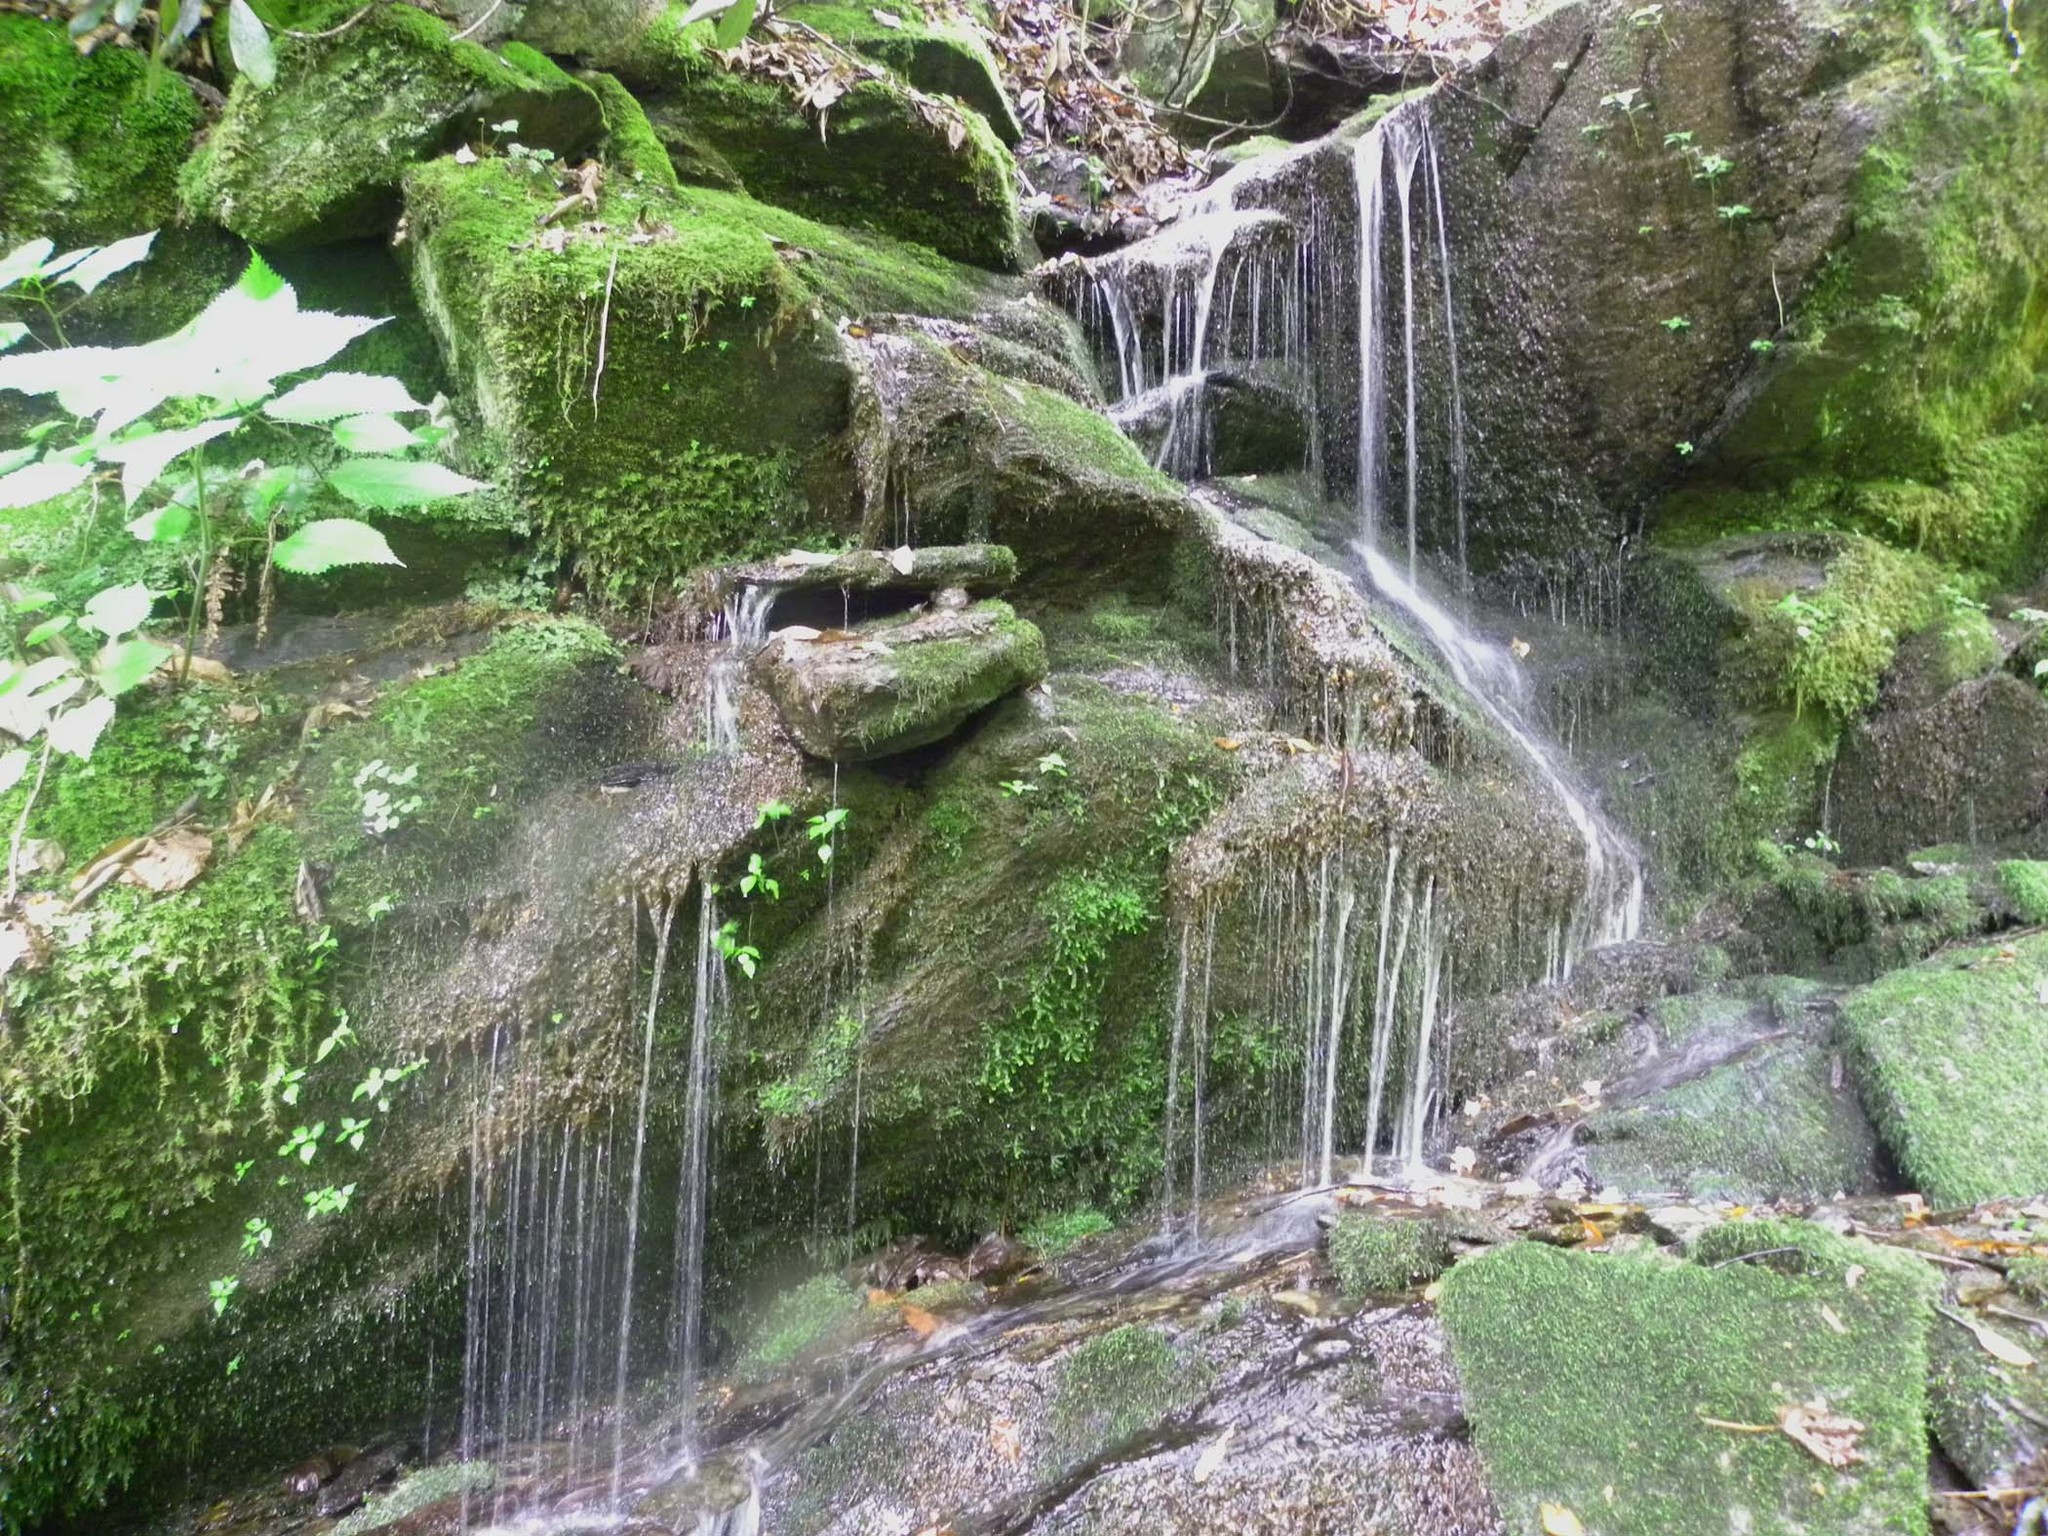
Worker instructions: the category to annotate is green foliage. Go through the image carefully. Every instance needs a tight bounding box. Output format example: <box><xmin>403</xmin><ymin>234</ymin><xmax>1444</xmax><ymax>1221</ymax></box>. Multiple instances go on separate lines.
<box><xmin>1326</xmin><ymin>1213</ymin><xmax>1451</xmax><ymax>1296</ymax></box>
<box><xmin>1020</xmin><ymin>1206</ymin><xmax>1113</xmax><ymax>1256</ymax></box>
<box><xmin>1998</xmin><ymin>859</ymin><xmax>2048</xmax><ymax>924</ymax></box>
<box><xmin>1745</xmin><ymin>537</ymin><xmax>1952</xmax><ymax>721</ymax></box>
<box><xmin>738</xmin><ymin>1273</ymin><xmax>863</xmax><ymax>1380</ymax></box>
<box><xmin>332</xmin><ymin>1462</ymin><xmax>497</xmax><ymax>1536</ymax></box>
<box><xmin>1442</xmin><ymin>1227</ymin><xmax>1937</xmax><ymax>1536</ymax></box>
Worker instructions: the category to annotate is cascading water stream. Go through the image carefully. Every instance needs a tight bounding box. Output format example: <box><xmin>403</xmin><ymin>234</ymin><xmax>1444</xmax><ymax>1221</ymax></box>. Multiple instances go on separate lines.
<box><xmin>705</xmin><ymin>584</ymin><xmax>773</xmax><ymax>753</ymax></box>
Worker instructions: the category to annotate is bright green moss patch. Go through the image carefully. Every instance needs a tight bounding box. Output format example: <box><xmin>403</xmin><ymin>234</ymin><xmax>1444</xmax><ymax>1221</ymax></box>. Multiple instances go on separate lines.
<box><xmin>1044</xmin><ymin>1324</ymin><xmax>1210</xmax><ymax>1470</ymax></box>
<box><xmin>1998</xmin><ymin>860</ymin><xmax>2048</xmax><ymax>924</ymax></box>
<box><xmin>783</xmin><ymin>1</ymin><xmax>1022</xmax><ymax>143</ymax></box>
<box><xmin>1442</xmin><ymin>1224</ymin><xmax>1938</xmax><ymax>1536</ymax></box>
<box><xmin>0</xmin><ymin>15</ymin><xmax>201</xmax><ymax>249</ymax></box>
<box><xmin>183</xmin><ymin>2</ymin><xmax>600</xmax><ymax>247</ymax></box>
<box><xmin>332</xmin><ymin>1462</ymin><xmax>496</xmax><ymax>1536</ymax></box>
<box><xmin>583</xmin><ymin>68</ymin><xmax>681</xmax><ymax>192</ymax></box>
<box><xmin>738</xmin><ymin>1274</ymin><xmax>864</xmax><ymax>1380</ymax></box>
<box><xmin>1021</xmin><ymin>1206</ymin><xmax>1114</xmax><ymax>1256</ymax></box>
<box><xmin>1840</xmin><ymin>934</ymin><xmax>2048</xmax><ymax>1204</ymax></box>
<box><xmin>1326</xmin><ymin>1213</ymin><xmax>1451</xmax><ymax>1296</ymax></box>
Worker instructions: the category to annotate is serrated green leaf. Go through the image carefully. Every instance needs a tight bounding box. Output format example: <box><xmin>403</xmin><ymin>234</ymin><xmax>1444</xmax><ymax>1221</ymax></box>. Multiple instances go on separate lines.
<box><xmin>48</xmin><ymin>696</ymin><xmax>115</xmax><ymax>760</ymax></box>
<box><xmin>326</xmin><ymin>458</ymin><xmax>485</xmax><ymax>509</ymax></box>
<box><xmin>0</xmin><ymin>457</ymin><xmax>90</xmax><ymax>510</ymax></box>
<box><xmin>0</xmin><ymin>239</ymin><xmax>54</xmax><ymax>290</ymax></box>
<box><xmin>64</xmin><ymin>231</ymin><xmax>158</xmax><ymax>296</ymax></box>
<box><xmin>80</xmin><ymin>581</ymin><xmax>154</xmax><ymax>639</ymax></box>
<box><xmin>226</xmin><ymin>0</ymin><xmax>277</xmax><ymax>87</ymax></box>
<box><xmin>271</xmin><ymin>518</ymin><xmax>403</xmax><ymax>575</ymax></box>
<box><xmin>127</xmin><ymin>502</ymin><xmax>196</xmax><ymax>544</ymax></box>
<box><xmin>236</xmin><ymin>252</ymin><xmax>285</xmax><ymax>302</ymax></box>
<box><xmin>102</xmin><ymin>417</ymin><xmax>239</xmax><ymax>507</ymax></box>
<box><xmin>267</xmin><ymin>373</ymin><xmax>423</xmax><ymax>424</ymax></box>
<box><xmin>330</xmin><ymin>413</ymin><xmax>422</xmax><ymax>453</ymax></box>
<box><xmin>22</xmin><ymin>616</ymin><xmax>70</xmax><ymax>647</ymax></box>
<box><xmin>96</xmin><ymin>637</ymin><xmax>172</xmax><ymax>697</ymax></box>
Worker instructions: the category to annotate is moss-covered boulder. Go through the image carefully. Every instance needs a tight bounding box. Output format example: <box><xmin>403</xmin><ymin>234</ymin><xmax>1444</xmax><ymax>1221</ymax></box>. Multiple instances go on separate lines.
<box><xmin>182</xmin><ymin>4</ymin><xmax>602</xmax><ymax>247</ymax></box>
<box><xmin>623</xmin><ymin>16</ymin><xmax>1023</xmax><ymax>269</ymax></box>
<box><xmin>1570</xmin><ymin>987</ymin><xmax>1884</xmax><ymax>1203</ymax></box>
<box><xmin>1326</xmin><ymin>1213</ymin><xmax>1453</xmax><ymax>1296</ymax></box>
<box><xmin>0</xmin><ymin>15</ymin><xmax>202</xmax><ymax>250</ymax></box>
<box><xmin>785</xmin><ymin>0</ymin><xmax>1023</xmax><ymax>144</ymax></box>
<box><xmin>753</xmin><ymin>596</ymin><xmax>1048</xmax><ymax>761</ymax></box>
<box><xmin>1441</xmin><ymin>1222</ymin><xmax>1939</xmax><ymax>1536</ymax></box>
<box><xmin>848</xmin><ymin>328</ymin><xmax>1188</xmax><ymax>581</ymax></box>
<box><xmin>1927</xmin><ymin>1304</ymin><xmax>2048</xmax><ymax>1490</ymax></box>
<box><xmin>400</xmin><ymin>155</ymin><xmax>1002</xmax><ymax>597</ymax></box>
<box><xmin>1840</xmin><ymin>934</ymin><xmax>2048</xmax><ymax>1206</ymax></box>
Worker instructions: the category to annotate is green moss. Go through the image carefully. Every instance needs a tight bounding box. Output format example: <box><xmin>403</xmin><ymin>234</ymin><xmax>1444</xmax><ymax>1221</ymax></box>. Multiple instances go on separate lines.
<box><xmin>181</xmin><ymin>1</ymin><xmax>600</xmax><ymax>246</ymax></box>
<box><xmin>1748</xmin><ymin>840</ymin><xmax>1982</xmax><ymax>976</ymax></box>
<box><xmin>630</xmin><ymin>20</ymin><xmax>1022</xmax><ymax>268</ymax></box>
<box><xmin>1021</xmin><ymin>1206</ymin><xmax>1113</xmax><ymax>1256</ymax></box>
<box><xmin>1044</xmin><ymin>1324</ymin><xmax>1210</xmax><ymax>1470</ymax></box>
<box><xmin>401</xmin><ymin>155</ymin><xmax>997</xmax><ymax>598</ymax></box>
<box><xmin>1840</xmin><ymin>933</ymin><xmax>2048</xmax><ymax>1204</ymax></box>
<box><xmin>0</xmin><ymin>16</ymin><xmax>201</xmax><ymax>250</ymax></box>
<box><xmin>738</xmin><ymin>1274</ymin><xmax>863</xmax><ymax>1380</ymax></box>
<box><xmin>1730</xmin><ymin>712</ymin><xmax>1839</xmax><ymax>850</ymax></box>
<box><xmin>1326</xmin><ymin>1213</ymin><xmax>1451</xmax><ymax>1296</ymax></box>
<box><xmin>1927</xmin><ymin>1303</ymin><xmax>2048</xmax><ymax>1487</ymax></box>
<box><xmin>2008</xmin><ymin>1256</ymin><xmax>2048</xmax><ymax>1307</ymax></box>
<box><xmin>583</xmin><ymin>68</ymin><xmax>681</xmax><ymax>192</ymax></box>
<box><xmin>851</xmin><ymin>602</ymin><xmax>1047</xmax><ymax>751</ymax></box>
<box><xmin>1998</xmin><ymin>859</ymin><xmax>2048</xmax><ymax>923</ymax></box>
<box><xmin>1441</xmin><ymin>1224</ymin><xmax>1938</xmax><ymax>1536</ymax></box>
<box><xmin>782</xmin><ymin>1</ymin><xmax>1022</xmax><ymax>143</ymax></box>
<box><xmin>332</xmin><ymin>1462</ymin><xmax>496</xmax><ymax>1536</ymax></box>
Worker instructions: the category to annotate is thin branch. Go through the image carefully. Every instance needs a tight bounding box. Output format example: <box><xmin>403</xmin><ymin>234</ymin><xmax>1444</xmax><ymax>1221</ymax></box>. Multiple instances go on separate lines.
<box><xmin>591</xmin><ymin>246</ymin><xmax>620</xmax><ymax>413</ymax></box>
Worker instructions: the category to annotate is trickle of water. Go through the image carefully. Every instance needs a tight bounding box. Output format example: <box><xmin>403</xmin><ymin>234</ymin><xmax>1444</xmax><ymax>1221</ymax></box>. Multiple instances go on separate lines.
<box><xmin>705</xmin><ymin>585</ymin><xmax>774</xmax><ymax>753</ymax></box>
<box><xmin>669</xmin><ymin>879</ymin><xmax>726</xmax><ymax>1451</ymax></box>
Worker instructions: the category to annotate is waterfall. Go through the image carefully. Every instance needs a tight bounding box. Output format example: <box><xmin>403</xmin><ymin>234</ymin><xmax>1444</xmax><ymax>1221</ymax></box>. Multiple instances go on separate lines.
<box><xmin>705</xmin><ymin>584</ymin><xmax>773</xmax><ymax>753</ymax></box>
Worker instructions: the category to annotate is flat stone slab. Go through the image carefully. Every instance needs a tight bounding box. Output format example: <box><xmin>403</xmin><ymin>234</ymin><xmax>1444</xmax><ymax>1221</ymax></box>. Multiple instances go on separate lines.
<box><xmin>753</xmin><ymin>597</ymin><xmax>1046</xmax><ymax>761</ymax></box>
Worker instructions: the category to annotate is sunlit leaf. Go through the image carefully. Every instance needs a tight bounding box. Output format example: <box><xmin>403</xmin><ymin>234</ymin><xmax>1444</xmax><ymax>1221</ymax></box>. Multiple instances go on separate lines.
<box><xmin>96</xmin><ymin>637</ymin><xmax>174</xmax><ymax>698</ymax></box>
<box><xmin>0</xmin><ymin>239</ymin><xmax>54</xmax><ymax>290</ymax></box>
<box><xmin>102</xmin><ymin>417</ymin><xmax>240</xmax><ymax>507</ymax></box>
<box><xmin>48</xmin><ymin>696</ymin><xmax>116</xmax><ymax>760</ymax></box>
<box><xmin>127</xmin><ymin>502</ymin><xmax>196</xmax><ymax>544</ymax></box>
<box><xmin>22</xmin><ymin>616</ymin><xmax>70</xmax><ymax>647</ymax></box>
<box><xmin>80</xmin><ymin>581</ymin><xmax>155</xmax><ymax>639</ymax></box>
<box><xmin>676</xmin><ymin>0</ymin><xmax>739</xmax><ymax>25</ymax></box>
<box><xmin>714</xmin><ymin>0</ymin><xmax>756</xmax><ymax>47</ymax></box>
<box><xmin>237</xmin><ymin>251</ymin><xmax>285</xmax><ymax>302</ymax></box>
<box><xmin>271</xmin><ymin>518</ymin><xmax>403</xmax><ymax>575</ymax></box>
<box><xmin>267</xmin><ymin>373</ymin><xmax>423</xmax><ymax>424</ymax></box>
<box><xmin>330</xmin><ymin>413</ymin><xmax>423</xmax><ymax>453</ymax></box>
<box><xmin>0</xmin><ymin>748</ymin><xmax>29</xmax><ymax>796</ymax></box>
<box><xmin>63</xmin><ymin>231</ymin><xmax>158</xmax><ymax>295</ymax></box>
<box><xmin>226</xmin><ymin>0</ymin><xmax>277</xmax><ymax>88</ymax></box>
<box><xmin>326</xmin><ymin>458</ymin><xmax>485</xmax><ymax>509</ymax></box>
<box><xmin>40</xmin><ymin>247</ymin><xmax>94</xmax><ymax>281</ymax></box>
<box><xmin>0</xmin><ymin>457</ymin><xmax>90</xmax><ymax>510</ymax></box>
<box><xmin>0</xmin><ymin>656</ymin><xmax>75</xmax><ymax>701</ymax></box>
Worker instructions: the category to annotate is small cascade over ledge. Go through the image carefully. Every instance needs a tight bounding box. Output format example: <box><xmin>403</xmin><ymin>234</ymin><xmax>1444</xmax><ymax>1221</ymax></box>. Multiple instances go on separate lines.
<box><xmin>1047</xmin><ymin>93</ymin><xmax>1645</xmax><ymax>1215</ymax></box>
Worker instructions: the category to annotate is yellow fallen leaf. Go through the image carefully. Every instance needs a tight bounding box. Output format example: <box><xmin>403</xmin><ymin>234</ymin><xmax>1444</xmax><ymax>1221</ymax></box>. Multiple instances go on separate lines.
<box><xmin>901</xmin><ymin>1304</ymin><xmax>939</xmax><ymax>1340</ymax></box>
<box><xmin>1541</xmin><ymin>1504</ymin><xmax>1585</xmax><ymax>1536</ymax></box>
<box><xmin>1945</xmin><ymin>1307</ymin><xmax>2037</xmax><ymax>1369</ymax></box>
<box><xmin>118</xmin><ymin>827</ymin><xmax>213</xmax><ymax>894</ymax></box>
<box><xmin>1213</xmin><ymin>737</ymin><xmax>1242</xmax><ymax>751</ymax></box>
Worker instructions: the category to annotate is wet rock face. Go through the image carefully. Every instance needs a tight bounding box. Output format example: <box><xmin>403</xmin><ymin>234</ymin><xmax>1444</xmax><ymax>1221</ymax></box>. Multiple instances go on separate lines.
<box><xmin>1833</xmin><ymin>673</ymin><xmax>2048</xmax><ymax>865</ymax></box>
<box><xmin>752</xmin><ymin>597</ymin><xmax>1050</xmax><ymax>760</ymax></box>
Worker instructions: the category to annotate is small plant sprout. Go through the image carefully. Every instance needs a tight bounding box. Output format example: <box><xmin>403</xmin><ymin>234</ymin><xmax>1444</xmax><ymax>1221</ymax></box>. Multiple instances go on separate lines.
<box><xmin>1663</xmin><ymin>130</ymin><xmax>1696</xmax><ymax>149</ymax></box>
<box><xmin>1000</xmin><ymin>778</ymin><xmax>1038</xmax><ymax>797</ymax></box>
<box><xmin>234</xmin><ymin>1159</ymin><xmax>256</xmax><ymax>1184</ymax></box>
<box><xmin>1035</xmin><ymin>751</ymin><xmax>1071</xmax><ymax>779</ymax></box>
<box><xmin>754</xmin><ymin>799</ymin><xmax>793</xmax><ymax>828</ymax></box>
<box><xmin>209</xmin><ymin>1276</ymin><xmax>240</xmax><ymax>1316</ymax></box>
<box><xmin>1580</xmin><ymin>121</ymin><xmax>1610</xmax><ymax>139</ymax></box>
<box><xmin>805</xmin><ymin>806</ymin><xmax>848</xmax><ymax>867</ymax></box>
<box><xmin>352</xmin><ymin>1059</ymin><xmax>426</xmax><ymax>1112</ymax></box>
<box><xmin>303</xmin><ymin>1183</ymin><xmax>356</xmax><ymax>1218</ymax></box>
<box><xmin>1630</xmin><ymin>3</ymin><xmax>1666</xmax><ymax>28</ymax></box>
<box><xmin>1599</xmin><ymin>88</ymin><xmax>1650</xmax><ymax>143</ymax></box>
<box><xmin>715</xmin><ymin>920</ymin><xmax>762</xmax><ymax>978</ymax></box>
<box><xmin>279</xmin><ymin>1123</ymin><xmax>325</xmax><ymax>1164</ymax></box>
<box><xmin>1751</xmin><ymin>338</ymin><xmax>1778</xmax><ymax>354</ymax></box>
<box><xmin>240</xmin><ymin>1217</ymin><xmax>273</xmax><ymax>1257</ymax></box>
<box><xmin>1692</xmin><ymin>151</ymin><xmax>1735</xmax><ymax>186</ymax></box>
<box><xmin>1676</xmin><ymin>441</ymin><xmax>1697</xmax><ymax>458</ymax></box>
<box><xmin>1637</xmin><ymin>223</ymin><xmax>1657</xmax><ymax>238</ymax></box>
<box><xmin>1718</xmin><ymin>204</ymin><xmax>1755</xmax><ymax>223</ymax></box>
<box><xmin>740</xmin><ymin>851</ymin><xmax>780</xmax><ymax>900</ymax></box>
<box><xmin>1662</xmin><ymin>316</ymin><xmax>1694</xmax><ymax>333</ymax></box>
<box><xmin>339</xmin><ymin>1115</ymin><xmax>372</xmax><ymax>1151</ymax></box>
<box><xmin>354</xmin><ymin>760</ymin><xmax>422</xmax><ymax>836</ymax></box>
<box><xmin>1801</xmin><ymin>828</ymin><xmax>1843</xmax><ymax>857</ymax></box>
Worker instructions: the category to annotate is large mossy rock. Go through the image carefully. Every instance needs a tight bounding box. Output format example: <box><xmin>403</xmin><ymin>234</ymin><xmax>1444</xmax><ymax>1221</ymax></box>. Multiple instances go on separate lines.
<box><xmin>181</xmin><ymin>4</ymin><xmax>602</xmax><ymax>247</ymax></box>
<box><xmin>0</xmin><ymin>15</ymin><xmax>201</xmax><ymax>250</ymax></box>
<box><xmin>1840</xmin><ymin>934</ymin><xmax>2048</xmax><ymax>1206</ymax></box>
<box><xmin>785</xmin><ymin>0</ymin><xmax>1024</xmax><ymax>145</ymax></box>
<box><xmin>621</xmin><ymin>17</ymin><xmax>1023</xmax><ymax>270</ymax></box>
<box><xmin>399</xmin><ymin>155</ymin><xmax>1004</xmax><ymax>597</ymax></box>
<box><xmin>753</xmin><ymin>597</ymin><xmax>1049</xmax><ymax>760</ymax></box>
<box><xmin>1441</xmin><ymin>1222</ymin><xmax>1939</xmax><ymax>1536</ymax></box>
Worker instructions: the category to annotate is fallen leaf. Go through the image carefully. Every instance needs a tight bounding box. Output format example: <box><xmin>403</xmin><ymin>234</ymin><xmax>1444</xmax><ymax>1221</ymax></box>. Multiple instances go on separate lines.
<box><xmin>1819</xmin><ymin>1304</ymin><xmax>1848</xmax><ymax>1335</ymax></box>
<box><xmin>1192</xmin><ymin>1427</ymin><xmax>1234</xmax><ymax>1483</ymax></box>
<box><xmin>160</xmin><ymin>650</ymin><xmax>234</xmax><ymax>684</ymax></box>
<box><xmin>1944</xmin><ymin>1307</ymin><xmax>2038</xmax><ymax>1369</ymax></box>
<box><xmin>775</xmin><ymin>625</ymin><xmax>825</xmax><ymax>642</ymax></box>
<box><xmin>1449</xmin><ymin>1145</ymin><xmax>1478</xmax><ymax>1175</ymax></box>
<box><xmin>1844</xmin><ymin>1263</ymin><xmax>1866</xmax><ymax>1290</ymax></box>
<box><xmin>1283</xmin><ymin>735</ymin><xmax>1317</xmax><ymax>755</ymax></box>
<box><xmin>1777</xmin><ymin>1400</ymin><xmax>1865</xmax><ymax>1468</ymax></box>
<box><xmin>1540</xmin><ymin>1504</ymin><xmax>1586</xmax><ymax>1536</ymax></box>
<box><xmin>1510</xmin><ymin>637</ymin><xmax>1532</xmax><ymax>660</ymax></box>
<box><xmin>119</xmin><ymin>827</ymin><xmax>213</xmax><ymax>894</ymax></box>
<box><xmin>454</xmin><ymin>143</ymin><xmax>478</xmax><ymax>164</ymax></box>
<box><xmin>1213</xmin><ymin>737</ymin><xmax>1242</xmax><ymax>752</ymax></box>
<box><xmin>888</xmin><ymin>545</ymin><xmax>916</xmax><ymax>576</ymax></box>
<box><xmin>869</xmin><ymin>6</ymin><xmax>902</xmax><ymax>23</ymax></box>
<box><xmin>901</xmin><ymin>1304</ymin><xmax>939</xmax><ymax>1340</ymax></box>
<box><xmin>989</xmin><ymin>1417</ymin><xmax>1021</xmax><ymax>1464</ymax></box>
